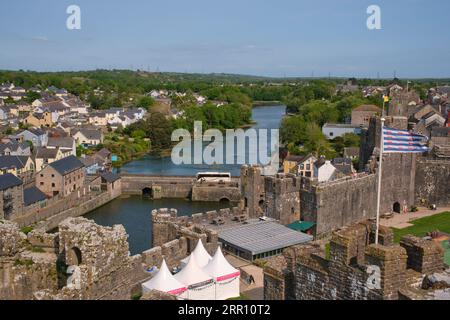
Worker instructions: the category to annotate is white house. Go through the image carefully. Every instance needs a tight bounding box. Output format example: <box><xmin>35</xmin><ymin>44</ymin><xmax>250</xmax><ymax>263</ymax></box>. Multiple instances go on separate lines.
<box><xmin>0</xmin><ymin>106</ymin><xmax>9</xmax><ymax>120</ymax></box>
<box><xmin>72</xmin><ymin>129</ymin><xmax>103</xmax><ymax>146</ymax></box>
<box><xmin>47</xmin><ymin>137</ymin><xmax>76</xmax><ymax>157</ymax></box>
<box><xmin>322</xmin><ymin>123</ymin><xmax>362</xmax><ymax>140</ymax></box>
<box><xmin>314</xmin><ymin>158</ymin><xmax>338</xmax><ymax>183</ymax></box>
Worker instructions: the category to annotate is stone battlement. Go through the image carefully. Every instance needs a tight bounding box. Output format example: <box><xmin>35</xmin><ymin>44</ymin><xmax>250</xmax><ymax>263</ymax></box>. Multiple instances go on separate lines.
<box><xmin>263</xmin><ymin>221</ymin><xmax>446</xmax><ymax>300</ymax></box>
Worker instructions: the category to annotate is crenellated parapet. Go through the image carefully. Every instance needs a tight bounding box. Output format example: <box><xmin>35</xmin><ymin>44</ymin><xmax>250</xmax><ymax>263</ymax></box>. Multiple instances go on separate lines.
<box><xmin>263</xmin><ymin>220</ymin><xmax>446</xmax><ymax>300</ymax></box>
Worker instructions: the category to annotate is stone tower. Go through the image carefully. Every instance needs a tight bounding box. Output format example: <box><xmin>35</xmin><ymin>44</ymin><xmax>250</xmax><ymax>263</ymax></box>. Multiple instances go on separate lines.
<box><xmin>264</xmin><ymin>174</ymin><xmax>301</xmax><ymax>225</ymax></box>
<box><xmin>240</xmin><ymin>165</ymin><xmax>265</xmax><ymax>219</ymax></box>
<box><xmin>151</xmin><ymin>208</ymin><xmax>178</xmax><ymax>247</ymax></box>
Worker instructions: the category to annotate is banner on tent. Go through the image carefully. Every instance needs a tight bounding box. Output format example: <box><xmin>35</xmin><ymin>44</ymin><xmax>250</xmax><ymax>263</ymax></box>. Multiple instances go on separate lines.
<box><xmin>217</xmin><ymin>272</ymin><xmax>241</xmax><ymax>282</ymax></box>
<box><xmin>216</xmin><ymin>276</ymin><xmax>239</xmax><ymax>286</ymax></box>
<box><xmin>189</xmin><ymin>279</ymin><xmax>215</xmax><ymax>291</ymax></box>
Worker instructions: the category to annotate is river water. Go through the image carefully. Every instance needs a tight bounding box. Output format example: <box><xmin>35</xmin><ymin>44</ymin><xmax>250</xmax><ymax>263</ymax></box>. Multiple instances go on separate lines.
<box><xmin>115</xmin><ymin>105</ymin><xmax>286</xmax><ymax>176</ymax></box>
<box><xmin>86</xmin><ymin>105</ymin><xmax>286</xmax><ymax>255</ymax></box>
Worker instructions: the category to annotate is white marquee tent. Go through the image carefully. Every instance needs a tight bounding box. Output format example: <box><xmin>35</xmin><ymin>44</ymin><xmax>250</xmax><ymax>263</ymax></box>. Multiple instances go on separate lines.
<box><xmin>141</xmin><ymin>259</ymin><xmax>188</xmax><ymax>299</ymax></box>
<box><xmin>175</xmin><ymin>254</ymin><xmax>215</xmax><ymax>300</ymax></box>
<box><xmin>203</xmin><ymin>246</ymin><xmax>241</xmax><ymax>300</ymax></box>
<box><xmin>180</xmin><ymin>239</ymin><xmax>212</xmax><ymax>268</ymax></box>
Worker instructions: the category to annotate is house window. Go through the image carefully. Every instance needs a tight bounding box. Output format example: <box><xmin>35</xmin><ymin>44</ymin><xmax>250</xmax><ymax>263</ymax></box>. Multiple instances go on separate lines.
<box><xmin>40</xmin><ymin>182</ymin><xmax>44</xmax><ymax>186</ymax></box>
<box><xmin>330</xmin><ymin>132</ymin><xmax>334</xmax><ymax>137</ymax></box>
<box><xmin>52</xmin><ymin>183</ymin><xmax>55</xmax><ymax>187</ymax></box>
<box><xmin>51</xmin><ymin>174</ymin><xmax>54</xmax><ymax>178</ymax></box>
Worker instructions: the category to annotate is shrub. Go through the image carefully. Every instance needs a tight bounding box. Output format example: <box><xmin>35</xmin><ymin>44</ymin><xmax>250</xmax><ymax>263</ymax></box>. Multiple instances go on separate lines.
<box><xmin>21</xmin><ymin>226</ymin><xmax>33</xmax><ymax>235</ymax></box>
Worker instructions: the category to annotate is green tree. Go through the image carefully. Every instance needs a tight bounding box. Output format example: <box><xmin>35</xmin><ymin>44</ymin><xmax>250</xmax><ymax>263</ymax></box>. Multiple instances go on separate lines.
<box><xmin>136</xmin><ymin>96</ymin><xmax>155</xmax><ymax>110</ymax></box>
<box><xmin>146</xmin><ymin>112</ymin><xmax>174</xmax><ymax>152</ymax></box>
<box><xmin>25</xmin><ymin>91</ymin><xmax>41</xmax><ymax>104</ymax></box>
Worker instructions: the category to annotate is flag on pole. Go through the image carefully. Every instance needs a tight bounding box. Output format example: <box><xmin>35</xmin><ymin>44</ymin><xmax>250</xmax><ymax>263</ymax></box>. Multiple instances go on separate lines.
<box><xmin>382</xmin><ymin>128</ymin><xmax>429</xmax><ymax>153</ymax></box>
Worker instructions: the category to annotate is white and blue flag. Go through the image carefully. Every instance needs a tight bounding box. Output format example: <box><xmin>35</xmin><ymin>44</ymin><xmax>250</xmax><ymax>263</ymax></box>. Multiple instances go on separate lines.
<box><xmin>383</xmin><ymin>128</ymin><xmax>429</xmax><ymax>153</ymax></box>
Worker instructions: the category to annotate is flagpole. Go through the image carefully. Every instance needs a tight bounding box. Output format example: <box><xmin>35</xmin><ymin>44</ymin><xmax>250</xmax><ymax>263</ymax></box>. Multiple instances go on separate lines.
<box><xmin>375</xmin><ymin>117</ymin><xmax>385</xmax><ymax>245</ymax></box>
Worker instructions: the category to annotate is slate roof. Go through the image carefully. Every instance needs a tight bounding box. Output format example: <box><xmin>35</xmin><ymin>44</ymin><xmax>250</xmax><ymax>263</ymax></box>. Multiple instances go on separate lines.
<box><xmin>284</xmin><ymin>155</ymin><xmax>306</xmax><ymax>163</ymax></box>
<box><xmin>24</xmin><ymin>186</ymin><xmax>47</xmax><ymax>206</ymax></box>
<box><xmin>0</xmin><ymin>173</ymin><xmax>23</xmax><ymax>191</ymax></box>
<box><xmin>47</xmin><ymin>137</ymin><xmax>74</xmax><ymax>149</ymax></box>
<box><xmin>0</xmin><ymin>156</ymin><xmax>30</xmax><ymax>170</ymax></box>
<box><xmin>48</xmin><ymin>155</ymin><xmax>84</xmax><ymax>175</ymax></box>
<box><xmin>25</xmin><ymin>128</ymin><xmax>47</xmax><ymax>137</ymax></box>
<box><xmin>35</xmin><ymin>147</ymin><xmax>59</xmax><ymax>159</ymax></box>
<box><xmin>314</xmin><ymin>157</ymin><xmax>327</xmax><ymax>169</ymax></box>
<box><xmin>95</xmin><ymin>148</ymin><xmax>111</xmax><ymax>159</ymax></box>
<box><xmin>79</xmin><ymin>156</ymin><xmax>101</xmax><ymax>167</ymax></box>
<box><xmin>0</xmin><ymin>141</ymin><xmax>29</xmax><ymax>154</ymax></box>
<box><xmin>332</xmin><ymin>158</ymin><xmax>354</xmax><ymax>175</ymax></box>
<box><xmin>100</xmin><ymin>172</ymin><xmax>120</xmax><ymax>183</ymax></box>
<box><xmin>73</xmin><ymin>129</ymin><xmax>102</xmax><ymax>140</ymax></box>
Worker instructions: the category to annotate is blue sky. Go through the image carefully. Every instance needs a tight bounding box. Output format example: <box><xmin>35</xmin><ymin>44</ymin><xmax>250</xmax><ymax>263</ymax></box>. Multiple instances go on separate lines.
<box><xmin>0</xmin><ymin>0</ymin><xmax>449</xmax><ymax>78</ymax></box>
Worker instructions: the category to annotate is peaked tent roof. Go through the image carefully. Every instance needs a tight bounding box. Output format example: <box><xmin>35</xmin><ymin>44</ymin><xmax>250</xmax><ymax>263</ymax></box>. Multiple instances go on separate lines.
<box><xmin>181</xmin><ymin>240</ymin><xmax>212</xmax><ymax>268</ymax></box>
<box><xmin>142</xmin><ymin>260</ymin><xmax>187</xmax><ymax>295</ymax></box>
<box><xmin>175</xmin><ymin>254</ymin><xmax>213</xmax><ymax>287</ymax></box>
<box><xmin>203</xmin><ymin>247</ymin><xmax>240</xmax><ymax>281</ymax></box>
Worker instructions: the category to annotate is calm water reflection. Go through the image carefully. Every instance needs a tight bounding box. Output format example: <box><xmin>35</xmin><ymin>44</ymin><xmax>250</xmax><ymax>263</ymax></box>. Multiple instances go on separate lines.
<box><xmin>116</xmin><ymin>105</ymin><xmax>286</xmax><ymax>176</ymax></box>
<box><xmin>87</xmin><ymin>105</ymin><xmax>285</xmax><ymax>254</ymax></box>
<box><xmin>85</xmin><ymin>196</ymin><xmax>233</xmax><ymax>255</ymax></box>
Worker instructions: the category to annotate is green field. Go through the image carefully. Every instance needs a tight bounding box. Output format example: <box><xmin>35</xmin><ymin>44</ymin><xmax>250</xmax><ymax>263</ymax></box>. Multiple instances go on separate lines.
<box><xmin>393</xmin><ymin>212</ymin><xmax>450</xmax><ymax>243</ymax></box>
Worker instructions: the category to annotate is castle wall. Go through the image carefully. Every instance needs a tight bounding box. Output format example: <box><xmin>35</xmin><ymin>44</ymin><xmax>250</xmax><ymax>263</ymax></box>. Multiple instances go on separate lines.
<box><xmin>264</xmin><ymin>222</ymin><xmax>445</xmax><ymax>300</ymax></box>
<box><xmin>415</xmin><ymin>159</ymin><xmax>450</xmax><ymax>206</ymax></box>
<box><xmin>192</xmin><ymin>183</ymin><xmax>241</xmax><ymax>202</ymax></box>
<box><xmin>300</xmin><ymin>175</ymin><xmax>377</xmax><ymax>236</ymax></box>
<box><xmin>240</xmin><ymin>166</ymin><xmax>265</xmax><ymax>219</ymax></box>
<box><xmin>264</xmin><ymin>174</ymin><xmax>301</xmax><ymax>225</ymax></box>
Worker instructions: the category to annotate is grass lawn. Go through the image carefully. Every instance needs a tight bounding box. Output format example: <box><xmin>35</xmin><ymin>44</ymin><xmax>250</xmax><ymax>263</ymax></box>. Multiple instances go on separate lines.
<box><xmin>393</xmin><ymin>212</ymin><xmax>450</xmax><ymax>243</ymax></box>
<box><xmin>228</xmin><ymin>294</ymin><xmax>251</xmax><ymax>300</ymax></box>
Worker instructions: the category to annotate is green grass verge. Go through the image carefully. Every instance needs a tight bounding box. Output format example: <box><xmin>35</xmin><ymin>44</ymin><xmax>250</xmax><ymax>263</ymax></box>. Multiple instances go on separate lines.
<box><xmin>392</xmin><ymin>212</ymin><xmax>450</xmax><ymax>243</ymax></box>
<box><xmin>228</xmin><ymin>294</ymin><xmax>251</xmax><ymax>300</ymax></box>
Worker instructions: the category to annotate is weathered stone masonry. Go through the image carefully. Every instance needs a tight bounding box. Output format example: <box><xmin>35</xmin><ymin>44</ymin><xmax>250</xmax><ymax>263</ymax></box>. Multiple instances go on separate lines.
<box><xmin>263</xmin><ymin>222</ymin><xmax>446</xmax><ymax>300</ymax></box>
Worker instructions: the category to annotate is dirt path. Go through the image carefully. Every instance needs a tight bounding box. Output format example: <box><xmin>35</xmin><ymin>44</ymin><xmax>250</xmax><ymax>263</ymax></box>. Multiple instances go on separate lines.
<box><xmin>225</xmin><ymin>254</ymin><xmax>264</xmax><ymax>300</ymax></box>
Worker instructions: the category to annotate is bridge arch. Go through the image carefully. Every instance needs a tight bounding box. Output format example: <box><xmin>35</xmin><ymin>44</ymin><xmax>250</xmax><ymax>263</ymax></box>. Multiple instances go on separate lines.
<box><xmin>142</xmin><ymin>187</ymin><xmax>152</xmax><ymax>197</ymax></box>
<box><xmin>220</xmin><ymin>197</ymin><xmax>231</xmax><ymax>204</ymax></box>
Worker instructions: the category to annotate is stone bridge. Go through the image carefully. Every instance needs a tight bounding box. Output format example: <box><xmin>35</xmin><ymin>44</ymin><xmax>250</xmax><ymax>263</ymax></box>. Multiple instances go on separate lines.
<box><xmin>120</xmin><ymin>174</ymin><xmax>242</xmax><ymax>203</ymax></box>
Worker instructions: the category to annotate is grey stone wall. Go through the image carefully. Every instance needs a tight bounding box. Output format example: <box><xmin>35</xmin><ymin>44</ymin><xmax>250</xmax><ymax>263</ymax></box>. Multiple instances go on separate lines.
<box><xmin>240</xmin><ymin>165</ymin><xmax>265</xmax><ymax>219</ymax></box>
<box><xmin>301</xmin><ymin>174</ymin><xmax>377</xmax><ymax>236</ymax></box>
<box><xmin>415</xmin><ymin>159</ymin><xmax>450</xmax><ymax>206</ymax></box>
<box><xmin>264</xmin><ymin>222</ymin><xmax>444</xmax><ymax>300</ymax></box>
<box><xmin>0</xmin><ymin>184</ymin><xmax>24</xmax><ymax>220</ymax></box>
<box><xmin>264</xmin><ymin>174</ymin><xmax>301</xmax><ymax>225</ymax></box>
